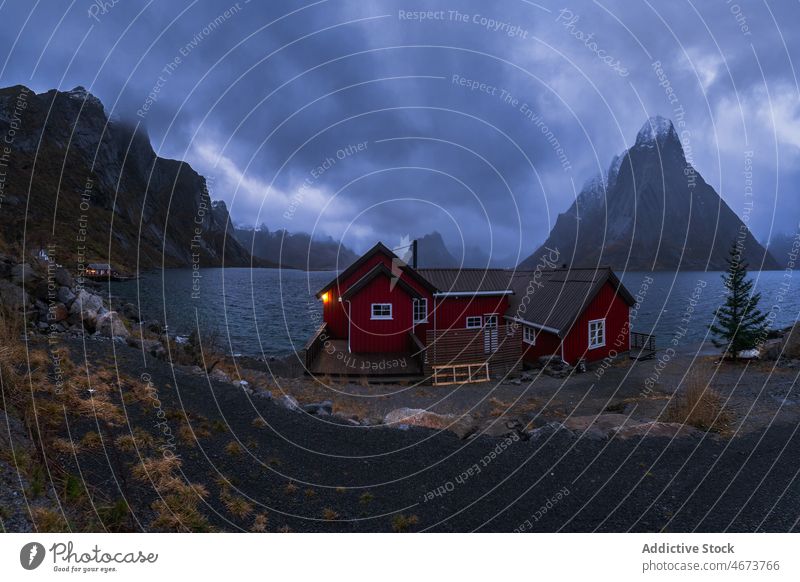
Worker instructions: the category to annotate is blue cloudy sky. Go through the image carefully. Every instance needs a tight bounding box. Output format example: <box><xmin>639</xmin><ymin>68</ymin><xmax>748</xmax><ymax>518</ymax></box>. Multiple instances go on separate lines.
<box><xmin>1</xmin><ymin>0</ymin><xmax>798</xmax><ymax>261</ymax></box>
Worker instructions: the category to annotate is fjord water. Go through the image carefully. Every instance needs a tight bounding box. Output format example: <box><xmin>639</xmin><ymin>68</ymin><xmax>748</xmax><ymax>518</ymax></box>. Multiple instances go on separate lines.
<box><xmin>113</xmin><ymin>268</ymin><xmax>800</xmax><ymax>358</ymax></box>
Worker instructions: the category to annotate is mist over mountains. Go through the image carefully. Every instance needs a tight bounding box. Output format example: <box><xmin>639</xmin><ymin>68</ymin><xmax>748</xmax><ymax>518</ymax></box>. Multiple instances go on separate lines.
<box><xmin>520</xmin><ymin>116</ymin><xmax>778</xmax><ymax>271</ymax></box>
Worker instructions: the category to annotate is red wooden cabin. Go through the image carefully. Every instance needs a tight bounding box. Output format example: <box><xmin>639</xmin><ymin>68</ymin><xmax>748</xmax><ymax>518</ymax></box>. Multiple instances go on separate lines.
<box><xmin>505</xmin><ymin>268</ymin><xmax>636</xmax><ymax>367</ymax></box>
<box><xmin>305</xmin><ymin>242</ymin><xmax>636</xmax><ymax>380</ymax></box>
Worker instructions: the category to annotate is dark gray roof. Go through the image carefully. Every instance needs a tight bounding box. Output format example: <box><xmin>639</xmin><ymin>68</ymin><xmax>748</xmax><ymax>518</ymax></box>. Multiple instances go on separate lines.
<box><xmin>415</xmin><ymin>269</ymin><xmax>514</xmax><ymax>294</ymax></box>
<box><xmin>505</xmin><ymin>267</ymin><xmax>634</xmax><ymax>336</ymax></box>
<box><xmin>340</xmin><ymin>262</ymin><xmax>422</xmax><ymax>300</ymax></box>
<box><xmin>87</xmin><ymin>263</ymin><xmax>111</xmax><ymax>270</ymax></box>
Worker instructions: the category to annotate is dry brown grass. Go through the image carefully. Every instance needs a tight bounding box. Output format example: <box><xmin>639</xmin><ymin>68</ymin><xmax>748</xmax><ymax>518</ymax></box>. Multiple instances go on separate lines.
<box><xmin>391</xmin><ymin>513</ymin><xmax>419</xmax><ymax>532</ymax></box>
<box><xmin>132</xmin><ymin>456</ymin><xmax>211</xmax><ymax>531</ymax></box>
<box><xmin>224</xmin><ymin>495</ymin><xmax>254</xmax><ymax>519</ymax></box>
<box><xmin>251</xmin><ymin>513</ymin><xmax>269</xmax><ymax>532</ymax></box>
<box><xmin>322</xmin><ymin>508</ymin><xmax>339</xmax><ymax>521</ymax></box>
<box><xmin>225</xmin><ymin>441</ymin><xmax>243</xmax><ymax>456</ymax></box>
<box><xmin>663</xmin><ymin>364</ymin><xmax>734</xmax><ymax>434</ymax></box>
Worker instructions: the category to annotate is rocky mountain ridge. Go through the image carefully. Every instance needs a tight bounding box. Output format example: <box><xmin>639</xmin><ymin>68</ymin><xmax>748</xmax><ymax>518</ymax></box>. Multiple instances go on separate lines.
<box><xmin>0</xmin><ymin>84</ymin><xmax>252</xmax><ymax>269</ymax></box>
<box><xmin>520</xmin><ymin>116</ymin><xmax>778</xmax><ymax>271</ymax></box>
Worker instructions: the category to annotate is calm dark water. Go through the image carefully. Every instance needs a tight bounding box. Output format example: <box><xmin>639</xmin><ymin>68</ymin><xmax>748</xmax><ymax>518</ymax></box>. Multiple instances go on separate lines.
<box><xmin>619</xmin><ymin>270</ymin><xmax>799</xmax><ymax>352</ymax></box>
<box><xmin>112</xmin><ymin>268</ymin><xmax>800</xmax><ymax>357</ymax></box>
<box><xmin>113</xmin><ymin>268</ymin><xmax>334</xmax><ymax>357</ymax></box>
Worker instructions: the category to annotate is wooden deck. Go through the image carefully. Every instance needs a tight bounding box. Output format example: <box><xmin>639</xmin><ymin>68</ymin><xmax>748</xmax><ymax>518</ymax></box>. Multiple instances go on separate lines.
<box><xmin>306</xmin><ymin>340</ymin><xmax>423</xmax><ymax>378</ymax></box>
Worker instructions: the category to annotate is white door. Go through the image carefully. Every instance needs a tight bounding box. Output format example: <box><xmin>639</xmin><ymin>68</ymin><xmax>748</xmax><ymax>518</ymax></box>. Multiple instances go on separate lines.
<box><xmin>483</xmin><ymin>314</ymin><xmax>498</xmax><ymax>353</ymax></box>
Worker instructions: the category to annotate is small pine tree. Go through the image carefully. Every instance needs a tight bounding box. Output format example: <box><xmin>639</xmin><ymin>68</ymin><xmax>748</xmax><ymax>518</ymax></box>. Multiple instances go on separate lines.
<box><xmin>709</xmin><ymin>241</ymin><xmax>768</xmax><ymax>358</ymax></box>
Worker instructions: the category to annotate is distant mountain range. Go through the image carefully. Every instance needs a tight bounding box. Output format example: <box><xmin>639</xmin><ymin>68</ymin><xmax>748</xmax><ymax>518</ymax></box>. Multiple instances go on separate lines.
<box><xmin>520</xmin><ymin>116</ymin><xmax>778</xmax><ymax>271</ymax></box>
<box><xmin>0</xmin><ymin>85</ymin><xmax>256</xmax><ymax>269</ymax></box>
<box><xmin>414</xmin><ymin>231</ymin><xmax>517</xmax><ymax>268</ymax></box>
<box><xmin>234</xmin><ymin>226</ymin><xmax>358</xmax><ymax>270</ymax></box>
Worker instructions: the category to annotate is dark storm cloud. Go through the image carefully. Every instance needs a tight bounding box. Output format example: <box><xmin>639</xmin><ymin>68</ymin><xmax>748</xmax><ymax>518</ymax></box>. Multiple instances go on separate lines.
<box><xmin>1</xmin><ymin>0</ymin><xmax>797</xmax><ymax>259</ymax></box>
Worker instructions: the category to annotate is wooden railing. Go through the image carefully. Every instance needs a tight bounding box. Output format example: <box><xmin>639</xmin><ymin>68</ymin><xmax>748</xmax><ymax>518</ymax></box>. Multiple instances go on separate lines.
<box><xmin>432</xmin><ymin>362</ymin><xmax>490</xmax><ymax>386</ymax></box>
<box><xmin>304</xmin><ymin>322</ymin><xmax>328</xmax><ymax>368</ymax></box>
<box><xmin>630</xmin><ymin>331</ymin><xmax>656</xmax><ymax>358</ymax></box>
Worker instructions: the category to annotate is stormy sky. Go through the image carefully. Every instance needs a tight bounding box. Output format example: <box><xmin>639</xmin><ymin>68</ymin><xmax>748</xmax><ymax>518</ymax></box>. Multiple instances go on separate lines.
<box><xmin>1</xmin><ymin>0</ymin><xmax>798</xmax><ymax>263</ymax></box>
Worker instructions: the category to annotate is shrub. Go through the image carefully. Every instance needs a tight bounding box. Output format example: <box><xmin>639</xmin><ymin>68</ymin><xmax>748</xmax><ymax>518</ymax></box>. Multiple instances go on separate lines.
<box><xmin>664</xmin><ymin>365</ymin><xmax>733</xmax><ymax>434</ymax></box>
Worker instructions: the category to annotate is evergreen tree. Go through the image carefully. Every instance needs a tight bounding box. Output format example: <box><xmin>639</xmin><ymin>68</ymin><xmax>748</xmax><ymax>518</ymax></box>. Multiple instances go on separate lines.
<box><xmin>709</xmin><ymin>241</ymin><xmax>769</xmax><ymax>358</ymax></box>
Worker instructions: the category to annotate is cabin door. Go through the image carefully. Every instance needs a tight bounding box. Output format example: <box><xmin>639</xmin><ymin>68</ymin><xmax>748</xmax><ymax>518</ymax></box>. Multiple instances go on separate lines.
<box><xmin>483</xmin><ymin>314</ymin><xmax>498</xmax><ymax>353</ymax></box>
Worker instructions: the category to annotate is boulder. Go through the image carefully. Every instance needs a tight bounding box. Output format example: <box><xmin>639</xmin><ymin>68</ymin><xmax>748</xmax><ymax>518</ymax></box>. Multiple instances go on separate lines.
<box><xmin>302</xmin><ymin>400</ymin><xmax>333</xmax><ymax>416</ymax></box>
<box><xmin>95</xmin><ymin>311</ymin><xmax>129</xmax><ymax>339</ymax></box>
<box><xmin>10</xmin><ymin>263</ymin><xmax>39</xmax><ymax>288</ymax></box>
<box><xmin>68</xmin><ymin>290</ymin><xmax>108</xmax><ymax>330</ymax></box>
<box><xmin>278</xmin><ymin>394</ymin><xmax>301</xmax><ymax>412</ymax></box>
<box><xmin>0</xmin><ymin>280</ymin><xmax>28</xmax><ymax>311</ymax></box>
<box><xmin>53</xmin><ymin>267</ymin><xmax>74</xmax><ymax>288</ymax></box>
<box><xmin>56</xmin><ymin>286</ymin><xmax>76</xmax><ymax>307</ymax></box>
<box><xmin>47</xmin><ymin>302</ymin><xmax>69</xmax><ymax>323</ymax></box>
<box><xmin>120</xmin><ymin>302</ymin><xmax>140</xmax><ymax>321</ymax></box>
<box><xmin>479</xmin><ymin>418</ymin><xmax>525</xmax><ymax>439</ymax></box>
<box><xmin>126</xmin><ymin>337</ymin><xmax>166</xmax><ymax>358</ymax></box>
<box><xmin>383</xmin><ymin>407</ymin><xmax>476</xmax><ymax>438</ymax></box>
<box><xmin>782</xmin><ymin>323</ymin><xmax>800</xmax><ymax>359</ymax></box>
<box><xmin>616</xmin><ymin>421</ymin><xmax>702</xmax><ymax>440</ymax></box>
<box><xmin>760</xmin><ymin>338</ymin><xmax>782</xmax><ymax>360</ymax></box>
<box><xmin>564</xmin><ymin>414</ymin><xmax>644</xmax><ymax>440</ymax></box>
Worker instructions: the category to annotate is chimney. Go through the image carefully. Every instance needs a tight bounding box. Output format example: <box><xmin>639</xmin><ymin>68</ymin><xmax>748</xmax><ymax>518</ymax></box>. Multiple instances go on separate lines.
<box><xmin>412</xmin><ymin>239</ymin><xmax>418</xmax><ymax>269</ymax></box>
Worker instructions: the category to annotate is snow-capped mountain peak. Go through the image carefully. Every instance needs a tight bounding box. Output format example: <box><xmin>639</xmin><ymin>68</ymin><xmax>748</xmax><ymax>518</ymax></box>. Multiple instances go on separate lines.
<box><xmin>635</xmin><ymin>115</ymin><xmax>677</xmax><ymax>147</ymax></box>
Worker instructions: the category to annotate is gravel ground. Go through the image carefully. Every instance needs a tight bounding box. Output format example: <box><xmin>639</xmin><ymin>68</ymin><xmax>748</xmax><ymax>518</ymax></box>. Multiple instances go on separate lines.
<box><xmin>15</xmin><ymin>337</ymin><xmax>793</xmax><ymax>533</ymax></box>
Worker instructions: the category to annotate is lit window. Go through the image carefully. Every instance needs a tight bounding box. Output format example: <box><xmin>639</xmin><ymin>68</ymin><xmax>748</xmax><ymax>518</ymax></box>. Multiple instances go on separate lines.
<box><xmin>371</xmin><ymin>303</ymin><xmax>392</xmax><ymax>320</ymax></box>
<box><xmin>466</xmin><ymin>316</ymin><xmax>482</xmax><ymax>329</ymax></box>
<box><xmin>523</xmin><ymin>326</ymin><xmax>536</xmax><ymax>345</ymax></box>
<box><xmin>588</xmin><ymin>319</ymin><xmax>606</xmax><ymax>349</ymax></box>
<box><xmin>413</xmin><ymin>298</ymin><xmax>428</xmax><ymax>323</ymax></box>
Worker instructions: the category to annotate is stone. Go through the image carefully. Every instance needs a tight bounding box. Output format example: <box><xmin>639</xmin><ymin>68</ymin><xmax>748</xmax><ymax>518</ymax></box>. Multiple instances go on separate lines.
<box><xmin>69</xmin><ymin>289</ymin><xmax>105</xmax><ymax>326</ymax></box>
<box><xmin>564</xmin><ymin>414</ymin><xmax>644</xmax><ymax>440</ymax></box>
<box><xmin>383</xmin><ymin>407</ymin><xmax>476</xmax><ymax>438</ymax></box>
<box><xmin>120</xmin><ymin>302</ymin><xmax>140</xmax><ymax>321</ymax></box>
<box><xmin>782</xmin><ymin>323</ymin><xmax>800</xmax><ymax>359</ymax></box>
<box><xmin>478</xmin><ymin>418</ymin><xmax>524</xmax><ymax>439</ymax></box>
<box><xmin>56</xmin><ymin>286</ymin><xmax>76</xmax><ymax>306</ymax></box>
<box><xmin>126</xmin><ymin>337</ymin><xmax>165</xmax><ymax>358</ymax></box>
<box><xmin>255</xmin><ymin>390</ymin><xmax>273</xmax><ymax>400</ymax></box>
<box><xmin>48</xmin><ymin>302</ymin><xmax>69</xmax><ymax>323</ymax></box>
<box><xmin>302</xmin><ymin>400</ymin><xmax>334</xmax><ymax>416</ymax></box>
<box><xmin>538</xmin><ymin>355</ymin><xmax>563</xmax><ymax>367</ymax></box>
<box><xmin>95</xmin><ymin>311</ymin><xmax>130</xmax><ymax>339</ymax></box>
<box><xmin>761</xmin><ymin>338</ymin><xmax>782</xmax><ymax>360</ymax></box>
<box><xmin>53</xmin><ymin>267</ymin><xmax>74</xmax><ymax>288</ymax></box>
<box><xmin>278</xmin><ymin>394</ymin><xmax>301</xmax><ymax>412</ymax></box>
<box><xmin>616</xmin><ymin>421</ymin><xmax>701</xmax><ymax>440</ymax></box>
<box><xmin>0</xmin><ymin>280</ymin><xmax>28</xmax><ymax>311</ymax></box>
<box><xmin>10</xmin><ymin>263</ymin><xmax>39</xmax><ymax>288</ymax></box>
<box><xmin>209</xmin><ymin>368</ymin><xmax>231</xmax><ymax>383</ymax></box>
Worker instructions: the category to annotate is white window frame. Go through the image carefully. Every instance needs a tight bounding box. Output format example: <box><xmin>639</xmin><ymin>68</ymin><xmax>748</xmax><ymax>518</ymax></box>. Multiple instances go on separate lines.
<box><xmin>484</xmin><ymin>314</ymin><xmax>499</xmax><ymax>328</ymax></box>
<box><xmin>466</xmin><ymin>316</ymin><xmax>482</xmax><ymax>329</ymax></box>
<box><xmin>588</xmin><ymin>318</ymin><xmax>606</xmax><ymax>349</ymax></box>
<box><xmin>523</xmin><ymin>325</ymin><xmax>536</xmax><ymax>345</ymax></box>
<box><xmin>413</xmin><ymin>298</ymin><xmax>428</xmax><ymax>323</ymax></box>
<box><xmin>371</xmin><ymin>303</ymin><xmax>393</xmax><ymax>320</ymax></box>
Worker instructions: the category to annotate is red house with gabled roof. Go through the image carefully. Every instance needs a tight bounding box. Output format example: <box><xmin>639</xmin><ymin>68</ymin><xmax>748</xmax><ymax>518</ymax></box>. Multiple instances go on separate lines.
<box><xmin>305</xmin><ymin>242</ymin><xmax>638</xmax><ymax>382</ymax></box>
